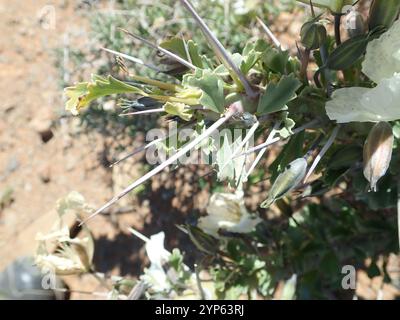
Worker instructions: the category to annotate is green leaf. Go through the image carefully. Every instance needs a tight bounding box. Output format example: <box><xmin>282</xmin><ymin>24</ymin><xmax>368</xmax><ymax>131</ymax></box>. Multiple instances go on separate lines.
<box><xmin>215</xmin><ymin>132</ymin><xmax>246</xmax><ymax>185</ymax></box>
<box><xmin>325</xmin><ymin>34</ymin><xmax>369</xmax><ymax>70</ymax></box>
<box><xmin>240</xmin><ymin>40</ymin><xmax>269</xmax><ymax>74</ymax></box>
<box><xmin>184</xmin><ymin>69</ymin><xmax>225</xmax><ymax>113</ymax></box>
<box><xmin>261</xmin><ymin>47</ymin><xmax>290</xmax><ymax>74</ymax></box>
<box><xmin>160</xmin><ymin>38</ymin><xmax>203</xmax><ymax>68</ymax></box>
<box><xmin>187</xmin><ymin>40</ymin><xmax>204</xmax><ymax>68</ymax></box>
<box><xmin>257</xmin><ymin>74</ymin><xmax>301</xmax><ymax>115</ymax></box>
<box><xmin>278</xmin><ymin>112</ymin><xmax>296</xmax><ymax>138</ymax></box>
<box><xmin>64</xmin><ymin>74</ymin><xmax>145</xmax><ymax>115</ymax></box>
<box><xmin>169</xmin><ymin>248</ymin><xmax>184</xmax><ymax>272</ymax></box>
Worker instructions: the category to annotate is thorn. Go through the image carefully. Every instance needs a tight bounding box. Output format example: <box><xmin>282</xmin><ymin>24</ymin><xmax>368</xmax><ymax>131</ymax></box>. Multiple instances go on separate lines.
<box><xmin>244</xmin><ymin>122</ymin><xmax>281</xmax><ymax>180</ymax></box>
<box><xmin>179</xmin><ymin>0</ymin><xmax>257</xmax><ymax>99</ymax></box>
<box><xmin>109</xmin><ymin>123</ymin><xmax>192</xmax><ymax>168</ymax></box>
<box><xmin>256</xmin><ymin>16</ymin><xmax>282</xmax><ymax>48</ymax></box>
<box><xmin>304</xmin><ymin>125</ymin><xmax>341</xmax><ymax>183</ymax></box>
<box><xmin>219</xmin><ymin>121</ymin><xmax>259</xmax><ymax>173</ymax></box>
<box><xmin>239</xmin><ymin>119</ymin><xmax>320</xmax><ymax>157</ymax></box>
<box><xmin>119</xmin><ymin>108</ymin><xmax>165</xmax><ymax>116</ymax></box>
<box><xmin>119</xmin><ymin>28</ymin><xmax>196</xmax><ymax>70</ymax></box>
<box><xmin>79</xmin><ymin>106</ymin><xmax>239</xmax><ymax>225</ymax></box>
<box><xmin>101</xmin><ymin>47</ymin><xmax>162</xmax><ymax>73</ymax></box>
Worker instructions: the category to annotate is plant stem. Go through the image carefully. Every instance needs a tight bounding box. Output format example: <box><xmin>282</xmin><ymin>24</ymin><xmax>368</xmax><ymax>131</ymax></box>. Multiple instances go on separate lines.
<box><xmin>319</xmin><ymin>43</ymin><xmax>333</xmax><ymax>97</ymax></box>
<box><xmin>256</xmin><ymin>16</ymin><xmax>281</xmax><ymax>48</ymax></box>
<box><xmin>334</xmin><ymin>14</ymin><xmax>342</xmax><ymax>46</ymax></box>
<box><xmin>304</xmin><ymin>125</ymin><xmax>341</xmax><ymax>183</ymax></box>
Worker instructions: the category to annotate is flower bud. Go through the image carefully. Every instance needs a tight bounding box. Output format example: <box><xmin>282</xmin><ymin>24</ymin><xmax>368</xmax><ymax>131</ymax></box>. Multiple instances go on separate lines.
<box><xmin>301</xmin><ymin>20</ymin><xmax>327</xmax><ymax>50</ymax></box>
<box><xmin>326</xmin><ymin>34</ymin><xmax>369</xmax><ymax>70</ymax></box>
<box><xmin>369</xmin><ymin>0</ymin><xmax>400</xmax><ymax>31</ymax></box>
<box><xmin>261</xmin><ymin>158</ymin><xmax>307</xmax><ymax>208</ymax></box>
<box><xmin>363</xmin><ymin>122</ymin><xmax>394</xmax><ymax>191</ymax></box>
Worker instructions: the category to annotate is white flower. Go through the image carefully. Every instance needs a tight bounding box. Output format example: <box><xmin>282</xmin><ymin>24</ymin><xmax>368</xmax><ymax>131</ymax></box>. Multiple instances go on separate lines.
<box><xmin>34</xmin><ymin>192</ymin><xmax>94</xmax><ymax>275</ymax></box>
<box><xmin>326</xmin><ymin>20</ymin><xmax>400</xmax><ymax>123</ymax></box>
<box><xmin>140</xmin><ymin>232</ymin><xmax>171</xmax><ymax>292</ymax></box>
<box><xmin>198</xmin><ymin>191</ymin><xmax>261</xmax><ymax>237</ymax></box>
<box><xmin>35</xmin><ymin>227</ymin><xmax>94</xmax><ymax>275</ymax></box>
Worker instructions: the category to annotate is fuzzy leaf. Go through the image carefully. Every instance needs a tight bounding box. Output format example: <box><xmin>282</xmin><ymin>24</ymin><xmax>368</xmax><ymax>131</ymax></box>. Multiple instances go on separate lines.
<box><xmin>257</xmin><ymin>74</ymin><xmax>301</xmax><ymax>115</ymax></box>
<box><xmin>240</xmin><ymin>40</ymin><xmax>269</xmax><ymax>74</ymax></box>
<box><xmin>215</xmin><ymin>132</ymin><xmax>246</xmax><ymax>185</ymax></box>
<box><xmin>184</xmin><ymin>69</ymin><xmax>225</xmax><ymax>113</ymax></box>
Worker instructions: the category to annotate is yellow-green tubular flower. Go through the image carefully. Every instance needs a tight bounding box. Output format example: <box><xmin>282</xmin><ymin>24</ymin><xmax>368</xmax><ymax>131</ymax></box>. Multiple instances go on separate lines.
<box><xmin>261</xmin><ymin>158</ymin><xmax>308</xmax><ymax>209</ymax></box>
<box><xmin>326</xmin><ymin>20</ymin><xmax>400</xmax><ymax>123</ymax></box>
<box><xmin>363</xmin><ymin>122</ymin><xmax>394</xmax><ymax>191</ymax></box>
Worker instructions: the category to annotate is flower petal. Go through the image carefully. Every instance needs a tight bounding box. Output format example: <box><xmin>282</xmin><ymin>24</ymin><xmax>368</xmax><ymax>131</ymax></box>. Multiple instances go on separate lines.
<box><xmin>199</xmin><ymin>191</ymin><xmax>261</xmax><ymax>236</ymax></box>
<box><xmin>326</xmin><ymin>73</ymin><xmax>400</xmax><ymax>123</ymax></box>
<box><xmin>362</xmin><ymin>19</ymin><xmax>400</xmax><ymax>83</ymax></box>
<box><xmin>145</xmin><ymin>232</ymin><xmax>170</xmax><ymax>268</ymax></box>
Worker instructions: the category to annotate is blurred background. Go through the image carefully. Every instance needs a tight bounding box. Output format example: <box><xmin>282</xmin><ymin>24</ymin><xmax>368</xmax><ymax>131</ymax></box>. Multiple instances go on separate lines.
<box><xmin>0</xmin><ymin>0</ymin><xmax>398</xmax><ymax>299</ymax></box>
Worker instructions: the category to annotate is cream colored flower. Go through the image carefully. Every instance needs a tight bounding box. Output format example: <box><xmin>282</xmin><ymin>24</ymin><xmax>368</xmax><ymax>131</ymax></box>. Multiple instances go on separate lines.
<box><xmin>34</xmin><ymin>192</ymin><xmax>94</xmax><ymax>275</ymax></box>
<box><xmin>140</xmin><ymin>232</ymin><xmax>171</xmax><ymax>292</ymax></box>
<box><xmin>326</xmin><ymin>20</ymin><xmax>400</xmax><ymax>123</ymax></box>
<box><xmin>198</xmin><ymin>191</ymin><xmax>261</xmax><ymax>237</ymax></box>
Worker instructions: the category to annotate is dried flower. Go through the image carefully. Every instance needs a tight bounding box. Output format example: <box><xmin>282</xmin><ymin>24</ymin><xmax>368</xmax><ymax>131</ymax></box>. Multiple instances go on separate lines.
<box><xmin>34</xmin><ymin>192</ymin><xmax>94</xmax><ymax>275</ymax></box>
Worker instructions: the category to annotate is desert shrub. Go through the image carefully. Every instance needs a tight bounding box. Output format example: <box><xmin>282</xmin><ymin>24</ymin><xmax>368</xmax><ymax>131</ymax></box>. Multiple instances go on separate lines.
<box><xmin>43</xmin><ymin>0</ymin><xmax>400</xmax><ymax>299</ymax></box>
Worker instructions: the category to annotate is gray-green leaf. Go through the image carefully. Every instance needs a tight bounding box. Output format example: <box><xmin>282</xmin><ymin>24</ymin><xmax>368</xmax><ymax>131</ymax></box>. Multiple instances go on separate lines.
<box><xmin>257</xmin><ymin>74</ymin><xmax>301</xmax><ymax>115</ymax></box>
